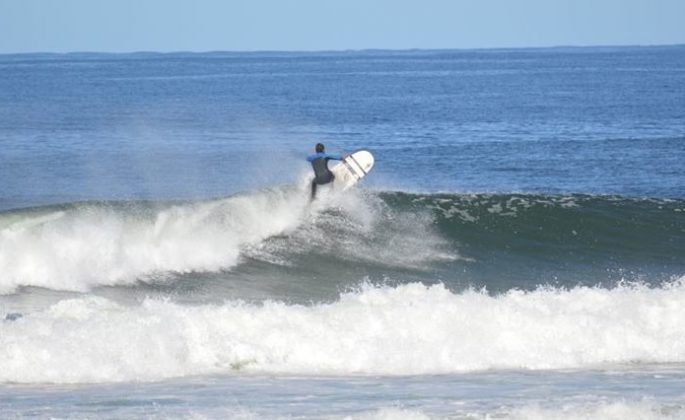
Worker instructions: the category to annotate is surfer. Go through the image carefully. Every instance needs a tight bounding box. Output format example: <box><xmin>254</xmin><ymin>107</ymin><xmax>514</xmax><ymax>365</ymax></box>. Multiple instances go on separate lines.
<box><xmin>307</xmin><ymin>143</ymin><xmax>344</xmax><ymax>200</ymax></box>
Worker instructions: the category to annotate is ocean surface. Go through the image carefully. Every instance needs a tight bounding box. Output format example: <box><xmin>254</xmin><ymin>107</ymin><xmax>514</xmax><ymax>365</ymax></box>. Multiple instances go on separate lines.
<box><xmin>1</xmin><ymin>46</ymin><xmax>684</xmax><ymax>419</ymax></box>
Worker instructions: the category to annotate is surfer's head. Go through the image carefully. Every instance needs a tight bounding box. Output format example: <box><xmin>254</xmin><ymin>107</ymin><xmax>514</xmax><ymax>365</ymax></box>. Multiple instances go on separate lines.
<box><xmin>315</xmin><ymin>143</ymin><xmax>325</xmax><ymax>153</ymax></box>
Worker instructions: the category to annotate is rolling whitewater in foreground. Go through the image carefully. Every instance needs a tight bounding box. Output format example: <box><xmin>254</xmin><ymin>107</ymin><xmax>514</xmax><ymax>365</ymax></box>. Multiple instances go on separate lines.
<box><xmin>1</xmin><ymin>46</ymin><xmax>685</xmax><ymax>418</ymax></box>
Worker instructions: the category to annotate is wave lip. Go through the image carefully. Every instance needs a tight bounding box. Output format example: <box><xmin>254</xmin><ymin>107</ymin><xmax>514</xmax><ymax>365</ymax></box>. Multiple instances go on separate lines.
<box><xmin>2</xmin><ymin>281</ymin><xmax>684</xmax><ymax>384</ymax></box>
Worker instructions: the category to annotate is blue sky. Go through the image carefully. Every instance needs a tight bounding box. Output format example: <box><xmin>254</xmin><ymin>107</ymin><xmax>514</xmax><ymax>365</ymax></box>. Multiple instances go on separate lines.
<box><xmin>1</xmin><ymin>0</ymin><xmax>684</xmax><ymax>53</ymax></box>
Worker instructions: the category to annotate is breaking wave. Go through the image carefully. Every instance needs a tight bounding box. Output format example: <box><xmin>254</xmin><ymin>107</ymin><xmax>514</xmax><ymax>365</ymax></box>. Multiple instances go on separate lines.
<box><xmin>1</xmin><ymin>189</ymin><xmax>683</xmax><ymax>294</ymax></box>
<box><xmin>2</xmin><ymin>281</ymin><xmax>684</xmax><ymax>383</ymax></box>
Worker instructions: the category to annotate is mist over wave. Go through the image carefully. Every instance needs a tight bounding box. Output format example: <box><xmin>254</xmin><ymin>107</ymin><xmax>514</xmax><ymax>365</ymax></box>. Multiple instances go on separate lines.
<box><xmin>2</xmin><ymin>281</ymin><xmax>684</xmax><ymax>383</ymax></box>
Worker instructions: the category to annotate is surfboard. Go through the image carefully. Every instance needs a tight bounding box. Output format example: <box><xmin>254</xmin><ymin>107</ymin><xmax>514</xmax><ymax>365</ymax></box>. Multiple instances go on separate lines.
<box><xmin>331</xmin><ymin>150</ymin><xmax>374</xmax><ymax>190</ymax></box>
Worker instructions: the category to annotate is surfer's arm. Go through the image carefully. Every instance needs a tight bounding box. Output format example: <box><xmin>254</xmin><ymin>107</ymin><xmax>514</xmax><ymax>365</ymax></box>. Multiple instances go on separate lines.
<box><xmin>307</xmin><ymin>152</ymin><xmax>343</xmax><ymax>161</ymax></box>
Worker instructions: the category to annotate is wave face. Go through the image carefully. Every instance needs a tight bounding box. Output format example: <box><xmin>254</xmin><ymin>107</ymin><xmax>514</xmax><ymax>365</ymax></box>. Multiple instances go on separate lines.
<box><xmin>1</xmin><ymin>282</ymin><xmax>684</xmax><ymax>383</ymax></box>
<box><xmin>380</xmin><ymin>192</ymin><xmax>685</xmax><ymax>289</ymax></box>
<box><xmin>1</xmin><ymin>189</ymin><xmax>683</xmax><ymax>295</ymax></box>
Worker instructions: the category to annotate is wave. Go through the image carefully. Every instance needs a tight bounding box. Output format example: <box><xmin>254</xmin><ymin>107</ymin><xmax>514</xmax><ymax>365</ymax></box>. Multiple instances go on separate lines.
<box><xmin>381</xmin><ymin>191</ymin><xmax>685</xmax><ymax>264</ymax></box>
<box><xmin>1</xmin><ymin>281</ymin><xmax>684</xmax><ymax>383</ymax></box>
<box><xmin>1</xmin><ymin>189</ymin><xmax>683</xmax><ymax>294</ymax></box>
<box><xmin>0</xmin><ymin>187</ymin><xmax>314</xmax><ymax>293</ymax></box>
<box><xmin>0</xmin><ymin>187</ymin><xmax>456</xmax><ymax>294</ymax></box>
<box><xmin>379</xmin><ymin>192</ymin><xmax>685</xmax><ymax>289</ymax></box>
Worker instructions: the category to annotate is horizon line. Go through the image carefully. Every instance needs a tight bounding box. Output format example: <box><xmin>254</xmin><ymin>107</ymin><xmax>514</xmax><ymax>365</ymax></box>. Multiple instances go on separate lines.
<box><xmin>2</xmin><ymin>42</ymin><xmax>684</xmax><ymax>57</ymax></box>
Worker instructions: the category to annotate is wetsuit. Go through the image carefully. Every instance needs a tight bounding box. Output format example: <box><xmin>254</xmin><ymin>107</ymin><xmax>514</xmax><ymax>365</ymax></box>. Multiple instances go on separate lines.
<box><xmin>307</xmin><ymin>152</ymin><xmax>343</xmax><ymax>199</ymax></box>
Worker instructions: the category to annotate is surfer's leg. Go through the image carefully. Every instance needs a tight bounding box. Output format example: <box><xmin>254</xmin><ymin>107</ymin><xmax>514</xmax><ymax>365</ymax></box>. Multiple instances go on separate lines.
<box><xmin>311</xmin><ymin>180</ymin><xmax>317</xmax><ymax>200</ymax></box>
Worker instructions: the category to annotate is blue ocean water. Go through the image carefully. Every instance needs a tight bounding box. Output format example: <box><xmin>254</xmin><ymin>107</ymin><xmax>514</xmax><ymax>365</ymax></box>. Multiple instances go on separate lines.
<box><xmin>1</xmin><ymin>46</ymin><xmax>685</xmax><ymax>418</ymax></box>
<box><xmin>2</xmin><ymin>46</ymin><xmax>684</xmax><ymax>208</ymax></box>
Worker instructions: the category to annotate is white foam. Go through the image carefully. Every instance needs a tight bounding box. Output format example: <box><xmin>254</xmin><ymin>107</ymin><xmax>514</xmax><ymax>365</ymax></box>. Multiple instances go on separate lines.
<box><xmin>0</xmin><ymin>188</ymin><xmax>309</xmax><ymax>294</ymax></box>
<box><xmin>1</xmin><ymin>281</ymin><xmax>684</xmax><ymax>383</ymax></box>
<box><xmin>248</xmin><ymin>188</ymin><xmax>460</xmax><ymax>268</ymax></box>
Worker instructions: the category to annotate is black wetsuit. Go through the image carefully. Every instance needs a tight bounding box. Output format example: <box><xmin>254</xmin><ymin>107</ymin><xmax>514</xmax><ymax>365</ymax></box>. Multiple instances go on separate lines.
<box><xmin>306</xmin><ymin>152</ymin><xmax>343</xmax><ymax>199</ymax></box>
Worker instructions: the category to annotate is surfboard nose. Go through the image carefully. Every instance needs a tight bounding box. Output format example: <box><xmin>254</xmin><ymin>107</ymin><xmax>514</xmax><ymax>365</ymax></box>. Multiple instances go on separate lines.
<box><xmin>332</xmin><ymin>150</ymin><xmax>374</xmax><ymax>190</ymax></box>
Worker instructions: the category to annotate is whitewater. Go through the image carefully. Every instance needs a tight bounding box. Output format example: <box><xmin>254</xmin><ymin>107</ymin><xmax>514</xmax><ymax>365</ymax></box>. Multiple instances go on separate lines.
<box><xmin>3</xmin><ymin>281</ymin><xmax>685</xmax><ymax>384</ymax></box>
<box><xmin>0</xmin><ymin>188</ymin><xmax>310</xmax><ymax>293</ymax></box>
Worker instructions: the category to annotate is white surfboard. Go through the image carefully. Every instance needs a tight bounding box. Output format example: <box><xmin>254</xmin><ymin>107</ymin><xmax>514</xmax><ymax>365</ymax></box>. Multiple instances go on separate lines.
<box><xmin>331</xmin><ymin>150</ymin><xmax>374</xmax><ymax>190</ymax></box>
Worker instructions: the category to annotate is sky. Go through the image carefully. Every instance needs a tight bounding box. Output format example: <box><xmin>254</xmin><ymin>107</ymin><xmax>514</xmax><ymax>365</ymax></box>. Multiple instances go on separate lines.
<box><xmin>1</xmin><ymin>0</ymin><xmax>684</xmax><ymax>53</ymax></box>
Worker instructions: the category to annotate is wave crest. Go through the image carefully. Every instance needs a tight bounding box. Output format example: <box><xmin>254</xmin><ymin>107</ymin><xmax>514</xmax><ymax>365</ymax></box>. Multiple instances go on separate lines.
<box><xmin>0</xmin><ymin>188</ymin><xmax>309</xmax><ymax>293</ymax></box>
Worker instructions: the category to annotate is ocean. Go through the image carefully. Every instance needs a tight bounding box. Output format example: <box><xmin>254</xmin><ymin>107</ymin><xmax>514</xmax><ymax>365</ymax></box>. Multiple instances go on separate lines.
<box><xmin>1</xmin><ymin>46</ymin><xmax>684</xmax><ymax>419</ymax></box>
